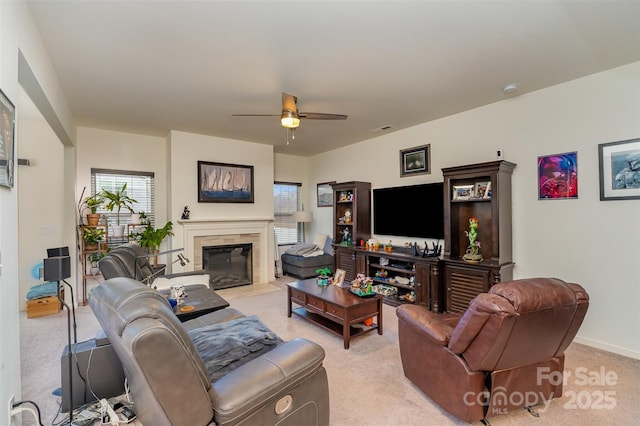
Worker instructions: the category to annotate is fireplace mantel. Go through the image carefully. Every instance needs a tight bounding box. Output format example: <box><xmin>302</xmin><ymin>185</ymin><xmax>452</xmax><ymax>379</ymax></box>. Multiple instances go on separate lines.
<box><xmin>179</xmin><ymin>218</ymin><xmax>273</xmax><ymax>284</ymax></box>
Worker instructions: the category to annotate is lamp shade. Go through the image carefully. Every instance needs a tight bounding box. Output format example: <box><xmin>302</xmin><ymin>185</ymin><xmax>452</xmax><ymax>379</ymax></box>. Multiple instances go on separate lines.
<box><xmin>293</xmin><ymin>210</ymin><xmax>313</xmax><ymax>223</ymax></box>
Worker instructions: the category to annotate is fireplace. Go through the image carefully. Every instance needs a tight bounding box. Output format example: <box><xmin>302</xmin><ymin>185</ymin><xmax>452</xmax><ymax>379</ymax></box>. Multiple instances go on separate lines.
<box><xmin>203</xmin><ymin>243</ymin><xmax>253</xmax><ymax>289</ymax></box>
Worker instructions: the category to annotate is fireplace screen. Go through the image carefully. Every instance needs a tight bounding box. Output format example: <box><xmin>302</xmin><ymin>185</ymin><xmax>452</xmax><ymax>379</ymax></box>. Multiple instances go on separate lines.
<box><xmin>202</xmin><ymin>244</ymin><xmax>253</xmax><ymax>289</ymax></box>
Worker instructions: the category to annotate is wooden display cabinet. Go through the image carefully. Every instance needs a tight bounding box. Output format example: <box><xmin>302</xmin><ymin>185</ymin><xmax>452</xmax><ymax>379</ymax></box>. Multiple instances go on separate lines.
<box><xmin>441</xmin><ymin>160</ymin><xmax>516</xmax><ymax>313</ymax></box>
<box><xmin>332</xmin><ymin>181</ymin><xmax>371</xmax><ymax>246</ymax></box>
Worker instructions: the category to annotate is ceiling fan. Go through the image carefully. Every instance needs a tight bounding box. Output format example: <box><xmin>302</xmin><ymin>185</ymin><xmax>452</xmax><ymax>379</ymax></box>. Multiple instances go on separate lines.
<box><xmin>233</xmin><ymin>92</ymin><xmax>347</xmax><ymax>144</ymax></box>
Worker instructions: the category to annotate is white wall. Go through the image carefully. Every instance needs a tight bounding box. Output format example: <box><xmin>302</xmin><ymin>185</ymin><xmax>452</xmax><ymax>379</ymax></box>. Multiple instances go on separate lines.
<box><xmin>167</xmin><ymin>131</ymin><xmax>276</xmax><ymax>279</ymax></box>
<box><xmin>305</xmin><ymin>62</ymin><xmax>640</xmax><ymax>358</ymax></box>
<box><xmin>17</xmin><ymin>97</ymin><xmax>67</xmax><ymax>310</ymax></box>
<box><xmin>1</xmin><ymin>1</ymin><xmax>76</xmax><ymax>423</ymax></box>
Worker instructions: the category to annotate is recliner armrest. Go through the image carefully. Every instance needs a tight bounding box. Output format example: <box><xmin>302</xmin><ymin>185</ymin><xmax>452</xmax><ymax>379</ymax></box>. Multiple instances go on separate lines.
<box><xmin>164</xmin><ymin>269</ymin><xmax>209</xmax><ymax>279</ymax></box>
<box><xmin>210</xmin><ymin>338</ymin><xmax>325</xmax><ymax>416</ymax></box>
<box><xmin>396</xmin><ymin>305</ymin><xmax>458</xmax><ymax>346</ymax></box>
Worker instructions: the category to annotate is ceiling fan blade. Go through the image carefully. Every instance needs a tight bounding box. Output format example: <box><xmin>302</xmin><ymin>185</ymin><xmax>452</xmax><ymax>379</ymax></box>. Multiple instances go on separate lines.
<box><xmin>231</xmin><ymin>114</ymin><xmax>280</xmax><ymax>117</ymax></box>
<box><xmin>282</xmin><ymin>92</ymin><xmax>298</xmax><ymax>113</ymax></box>
<box><xmin>299</xmin><ymin>112</ymin><xmax>348</xmax><ymax>120</ymax></box>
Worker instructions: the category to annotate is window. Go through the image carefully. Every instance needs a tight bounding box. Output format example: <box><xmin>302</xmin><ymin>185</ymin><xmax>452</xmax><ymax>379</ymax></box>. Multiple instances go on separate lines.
<box><xmin>274</xmin><ymin>182</ymin><xmax>302</xmax><ymax>245</ymax></box>
<box><xmin>92</xmin><ymin>168</ymin><xmax>155</xmax><ymax>228</ymax></box>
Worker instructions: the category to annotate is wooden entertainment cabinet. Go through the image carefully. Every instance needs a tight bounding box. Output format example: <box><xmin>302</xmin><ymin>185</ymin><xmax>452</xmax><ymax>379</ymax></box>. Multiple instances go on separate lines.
<box><xmin>331</xmin><ymin>161</ymin><xmax>515</xmax><ymax>315</ymax></box>
<box><xmin>441</xmin><ymin>160</ymin><xmax>516</xmax><ymax>314</ymax></box>
<box><xmin>334</xmin><ymin>246</ymin><xmax>442</xmax><ymax>312</ymax></box>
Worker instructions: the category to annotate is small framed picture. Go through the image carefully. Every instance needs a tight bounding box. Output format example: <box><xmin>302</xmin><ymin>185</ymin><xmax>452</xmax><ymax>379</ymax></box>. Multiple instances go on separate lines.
<box><xmin>317</xmin><ymin>181</ymin><xmax>335</xmax><ymax>207</ymax></box>
<box><xmin>537</xmin><ymin>152</ymin><xmax>578</xmax><ymax>200</ymax></box>
<box><xmin>474</xmin><ymin>181</ymin><xmax>490</xmax><ymax>199</ymax></box>
<box><xmin>598</xmin><ymin>138</ymin><xmax>640</xmax><ymax>201</ymax></box>
<box><xmin>400</xmin><ymin>144</ymin><xmax>431</xmax><ymax>177</ymax></box>
<box><xmin>452</xmin><ymin>184</ymin><xmax>474</xmax><ymax>201</ymax></box>
<box><xmin>333</xmin><ymin>269</ymin><xmax>346</xmax><ymax>286</ymax></box>
<box><xmin>0</xmin><ymin>89</ymin><xmax>15</xmax><ymax>188</ymax></box>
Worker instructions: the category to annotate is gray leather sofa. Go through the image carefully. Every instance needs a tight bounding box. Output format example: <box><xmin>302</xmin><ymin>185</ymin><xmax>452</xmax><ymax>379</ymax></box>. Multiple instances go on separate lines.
<box><xmin>98</xmin><ymin>242</ymin><xmax>207</xmax><ymax>287</ymax></box>
<box><xmin>88</xmin><ymin>277</ymin><xmax>330</xmax><ymax>426</ymax></box>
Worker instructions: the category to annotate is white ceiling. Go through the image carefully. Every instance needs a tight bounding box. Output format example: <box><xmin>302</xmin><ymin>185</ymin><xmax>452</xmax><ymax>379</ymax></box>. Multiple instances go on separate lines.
<box><xmin>27</xmin><ymin>1</ymin><xmax>640</xmax><ymax>157</ymax></box>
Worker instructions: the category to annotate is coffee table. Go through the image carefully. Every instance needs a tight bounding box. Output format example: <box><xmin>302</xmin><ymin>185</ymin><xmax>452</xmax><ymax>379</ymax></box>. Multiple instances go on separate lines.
<box><xmin>287</xmin><ymin>278</ymin><xmax>383</xmax><ymax>349</ymax></box>
<box><xmin>161</xmin><ymin>285</ymin><xmax>230</xmax><ymax>322</ymax></box>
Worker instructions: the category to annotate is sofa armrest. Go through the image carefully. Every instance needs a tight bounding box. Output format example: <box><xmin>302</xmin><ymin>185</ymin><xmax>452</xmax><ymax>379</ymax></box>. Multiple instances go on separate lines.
<box><xmin>152</xmin><ymin>270</ymin><xmax>211</xmax><ymax>290</ymax></box>
<box><xmin>165</xmin><ymin>269</ymin><xmax>209</xmax><ymax>279</ymax></box>
<box><xmin>396</xmin><ymin>304</ymin><xmax>459</xmax><ymax>346</ymax></box>
<box><xmin>210</xmin><ymin>338</ymin><xmax>325</xmax><ymax>419</ymax></box>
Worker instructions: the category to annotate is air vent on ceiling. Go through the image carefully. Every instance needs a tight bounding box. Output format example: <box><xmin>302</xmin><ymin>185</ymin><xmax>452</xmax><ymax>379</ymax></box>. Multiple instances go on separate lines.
<box><xmin>370</xmin><ymin>125</ymin><xmax>395</xmax><ymax>133</ymax></box>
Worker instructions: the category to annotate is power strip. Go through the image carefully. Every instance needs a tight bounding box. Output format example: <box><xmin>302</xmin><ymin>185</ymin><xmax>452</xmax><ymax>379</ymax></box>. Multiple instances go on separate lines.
<box><xmin>100</xmin><ymin>398</ymin><xmax>119</xmax><ymax>425</ymax></box>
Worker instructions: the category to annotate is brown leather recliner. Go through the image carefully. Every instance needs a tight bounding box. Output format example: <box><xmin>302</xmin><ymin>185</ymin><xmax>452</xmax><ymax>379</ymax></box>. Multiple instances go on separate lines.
<box><xmin>396</xmin><ymin>278</ymin><xmax>589</xmax><ymax>424</ymax></box>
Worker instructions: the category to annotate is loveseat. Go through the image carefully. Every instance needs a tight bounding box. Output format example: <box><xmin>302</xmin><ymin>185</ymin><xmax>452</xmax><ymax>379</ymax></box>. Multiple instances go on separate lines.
<box><xmin>281</xmin><ymin>235</ymin><xmax>335</xmax><ymax>279</ymax></box>
<box><xmin>88</xmin><ymin>277</ymin><xmax>330</xmax><ymax>426</ymax></box>
<box><xmin>396</xmin><ymin>277</ymin><xmax>589</xmax><ymax>424</ymax></box>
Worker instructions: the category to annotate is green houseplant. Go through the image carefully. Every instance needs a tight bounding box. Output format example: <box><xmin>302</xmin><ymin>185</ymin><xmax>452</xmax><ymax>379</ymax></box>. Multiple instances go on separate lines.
<box><xmin>101</xmin><ymin>183</ymin><xmax>137</xmax><ymax>237</ymax></box>
<box><xmin>136</xmin><ymin>218</ymin><xmax>174</xmax><ymax>266</ymax></box>
<box><xmin>82</xmin><ymin>193</ymin><xmax>104</xmax><ymax>226</ymax></box>
<box><xmin>88</xmin><ymin>252</ymin><xmax>105</xmax><ymax>275</ymax></box>
<box><xmin>316</xmin><ymin>267</ymin><xmax>332</xmax><ymax>286</ymax></box>
<box><xmin>82</xmin><ymin>226</ymin><xmax>105</xmax><ymax>250</ymax></box>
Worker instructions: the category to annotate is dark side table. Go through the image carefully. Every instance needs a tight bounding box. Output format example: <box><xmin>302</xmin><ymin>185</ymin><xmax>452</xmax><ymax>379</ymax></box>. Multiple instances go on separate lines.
<box><xmin>161</xmin><ymin>285</ymin><xmax>230</xmax><ymax>322</ymax></box>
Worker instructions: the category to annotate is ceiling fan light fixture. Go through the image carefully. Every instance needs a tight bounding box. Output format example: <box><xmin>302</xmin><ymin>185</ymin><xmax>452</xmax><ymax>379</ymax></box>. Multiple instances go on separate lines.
<box><xmin>281</xmin><ymin>110</ymin><xmax>300</xmax><ymax>128</ymax></box>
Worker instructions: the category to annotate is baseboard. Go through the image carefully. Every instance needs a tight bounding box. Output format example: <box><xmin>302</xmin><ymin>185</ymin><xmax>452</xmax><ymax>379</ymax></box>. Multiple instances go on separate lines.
<box><xmin>573</xmin><ymin>336</ymin><xmax>640</xmax><ymax>360</ymax></box>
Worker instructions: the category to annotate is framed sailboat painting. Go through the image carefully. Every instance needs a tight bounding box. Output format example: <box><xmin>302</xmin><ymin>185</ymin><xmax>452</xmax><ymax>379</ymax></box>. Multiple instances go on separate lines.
<box><xmin>198</xmin><ymin>161</ymin><xmax>254</xmax><ymax>203</ymax></box>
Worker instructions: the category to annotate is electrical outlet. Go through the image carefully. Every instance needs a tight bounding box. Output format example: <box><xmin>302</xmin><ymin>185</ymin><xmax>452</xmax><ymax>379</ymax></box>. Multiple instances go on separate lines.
<box><xmin>7</xmin><ymin>394</ymin><xmax>14</xmax><ymax>425</ymax></box>
<box><xmin>497</xmin><ymin>149</ymin><xmax>504</xmax><ymax>159</ymax></box>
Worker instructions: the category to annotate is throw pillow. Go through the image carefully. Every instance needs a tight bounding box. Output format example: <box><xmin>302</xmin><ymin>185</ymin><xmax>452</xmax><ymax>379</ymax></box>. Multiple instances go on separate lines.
<box><xmin>313</xmin><ymin>234</ymin><xmax>329</xmax><ymax>249</ymax></box>
<box><xmin>323</xmin><ymin>236</ymin><xmax>335</xmax><ymax>256</ymax></box>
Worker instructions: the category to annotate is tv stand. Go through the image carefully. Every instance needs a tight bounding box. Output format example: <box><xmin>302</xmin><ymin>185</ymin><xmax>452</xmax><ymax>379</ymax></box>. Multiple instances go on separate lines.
<box><xmin>334</xmin><ymin>245</ymin><xmax>442</xmax><ymax>312</ymax></box>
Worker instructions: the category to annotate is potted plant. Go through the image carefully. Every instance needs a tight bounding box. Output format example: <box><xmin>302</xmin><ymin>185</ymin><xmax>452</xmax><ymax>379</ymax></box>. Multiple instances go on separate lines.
<box><xmin>88</xmin><ymin>252</ymin><xmax>105</xmax><ymax>275</ymax></box>
<box><xmin>83</xmin><ymin>226</ymin><xmax>105</xmax><ymax>250</ymax></box>
<box><xmin>102</xmin><ymin>183</ymin><xmax>137</xmax><ymax>237</ymax></box>
<box><xmin>82</xmin><ymin>193</ymin><xmax>104</xmax><ymax>226</ymax></box>
<box><xmin>316</xmin><ymin>267</ymin><xmax>332</xmax><ymax>286</ymax></box>
<box><xmin>136</xmin><ymin>218</ymin><xmax>174</xmax><ymax>266</ymax></box>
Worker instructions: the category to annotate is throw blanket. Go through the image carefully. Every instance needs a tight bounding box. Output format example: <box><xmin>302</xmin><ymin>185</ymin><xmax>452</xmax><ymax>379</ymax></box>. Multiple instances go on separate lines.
<box><xmin>26</xmin><ymin>281</ymin><xmax>59</xmax><ymax>300</ymax></box>
<box><xmin>285</xmin><ymin>242</ymin><xmax>324</xmax><ymax>257</ymax></box>
<box><xmin>188</xmin><ymin>315</ymin><xmax>281</xmax><ymax>381</ymax></box>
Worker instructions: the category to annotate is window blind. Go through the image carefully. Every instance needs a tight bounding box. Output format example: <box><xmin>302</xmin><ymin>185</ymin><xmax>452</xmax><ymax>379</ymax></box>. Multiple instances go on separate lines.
<box><xmin>91</xmin><ymin>168</ymin><xmax>155</xmax><ymax>227</ymax></box>
<box><xmin>274</xmin><ymin>182</ymin><xmax>302</xmax><ymax>245</ymax></box>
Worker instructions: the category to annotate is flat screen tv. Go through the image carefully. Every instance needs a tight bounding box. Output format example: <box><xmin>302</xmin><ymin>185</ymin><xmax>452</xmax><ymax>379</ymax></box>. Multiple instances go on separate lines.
<box><xmin>373</xmin><ymin>182</ymin><xmax>444</xmax><ymax>239</ymax></box>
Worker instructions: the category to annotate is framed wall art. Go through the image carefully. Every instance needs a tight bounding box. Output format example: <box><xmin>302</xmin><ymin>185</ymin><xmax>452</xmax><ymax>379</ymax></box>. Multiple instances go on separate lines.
<box><xmin>0</xmin><ymin>89</ymin><xmax>15</xmax><ymax>188</ymax></box>
<box><xmin>537</xmin><ymin>152</ymin><xmax>578</xmax><ymax>200</ymax></box>
<box><xmin>317</xmin><ymin>181</ymin><xmax>335</xmax><ymax>207</ymax></box>
<box><xmin>598</xmin><ymin>138</ymin><xmax>640</xmax><ymax>201</ymax></box>
<box><xmin>400</xmin><ymin>144</ymin><xmax>430</xmax><ymax>177</ymax></box>
<box><xmin>197</xmin><ymin>161</ymin><xmax>254</xmax><ymax>203</ymax></box>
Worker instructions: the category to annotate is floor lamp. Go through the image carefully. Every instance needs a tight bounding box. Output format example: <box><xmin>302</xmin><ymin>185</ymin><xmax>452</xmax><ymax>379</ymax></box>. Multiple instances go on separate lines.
<box><xmin>43</xmin><ymin>250</ymin><xmax>74</xmax><ymax>421</ymax></box>
<box><xmin>293</xmin><ymin>208</ymin><xmax>313</xmax><ymax>242</ymax></box>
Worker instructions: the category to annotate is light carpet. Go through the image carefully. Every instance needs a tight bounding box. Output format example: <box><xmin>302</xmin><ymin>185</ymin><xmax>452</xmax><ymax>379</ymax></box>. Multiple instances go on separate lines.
<box><xmin>19</xmin><ymin>277</ymin><xmax>640</xmax><ymax>425</ymax></box>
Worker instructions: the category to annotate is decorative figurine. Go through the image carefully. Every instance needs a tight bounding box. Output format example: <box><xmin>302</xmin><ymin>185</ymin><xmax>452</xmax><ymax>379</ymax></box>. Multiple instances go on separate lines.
<box><xmin>181</xmin><ymin>206</ymin><xmax>190</xmax><ymax>220</ymax></box>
